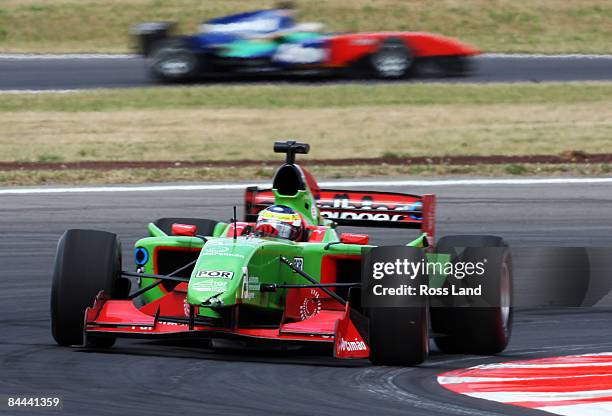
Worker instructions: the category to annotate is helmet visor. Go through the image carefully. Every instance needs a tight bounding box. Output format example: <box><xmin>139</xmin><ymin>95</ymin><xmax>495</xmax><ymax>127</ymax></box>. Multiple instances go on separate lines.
<box><xmin>256</xmin><ymin>218</ymin><xmax>297</xmax><ymax>240</ymax></box>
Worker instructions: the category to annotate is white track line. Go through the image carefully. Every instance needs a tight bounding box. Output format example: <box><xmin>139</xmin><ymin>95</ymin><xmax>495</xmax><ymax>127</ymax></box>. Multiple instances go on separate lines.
<box><xmin>0</xmin><ymin>89</ymin><xmax>82</xmax><ymax>94</ymax></box>
<box><xmin>439</xmin><ymin>373</ymin><xmax>612</xmax><ymax>384</ymax></box>
<box><xmin>1</xmin><ymin>177</ymin><xmax>611</xmax><ymax>195</ymax></box>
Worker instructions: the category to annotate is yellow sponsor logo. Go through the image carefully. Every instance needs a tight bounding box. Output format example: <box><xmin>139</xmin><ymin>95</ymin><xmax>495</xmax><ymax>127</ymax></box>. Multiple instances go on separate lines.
<box><xmin>260</xmin><ymin>211</ymin><xmax>300</xmax><ymax>222</ymax></box>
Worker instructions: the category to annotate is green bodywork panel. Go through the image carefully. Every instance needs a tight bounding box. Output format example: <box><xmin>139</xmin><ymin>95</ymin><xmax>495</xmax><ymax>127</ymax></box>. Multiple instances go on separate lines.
<box><xmin>134</xmin><ymin>184</ymin><xmax>450</xmax><ymax>316</ymax></box>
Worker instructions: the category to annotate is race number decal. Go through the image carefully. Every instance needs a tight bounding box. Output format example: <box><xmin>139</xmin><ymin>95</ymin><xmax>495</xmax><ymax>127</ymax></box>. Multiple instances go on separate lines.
<box><xmin>292</xmin><ymin>257</ymin><xmax>304</xmax><ymax>272</ymax></box>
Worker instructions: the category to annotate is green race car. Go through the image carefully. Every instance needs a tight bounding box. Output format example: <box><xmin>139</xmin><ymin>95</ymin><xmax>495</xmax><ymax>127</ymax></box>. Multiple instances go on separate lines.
<box><xmin>51</xmin><ymin>141</ymin><xmax>512</xmax><ymax>365</ymax></box>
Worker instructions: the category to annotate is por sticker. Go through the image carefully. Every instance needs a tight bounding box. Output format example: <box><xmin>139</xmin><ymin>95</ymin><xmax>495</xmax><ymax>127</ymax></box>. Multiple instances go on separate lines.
<box><xmin>196</xmin><ymin>270</ymin><xmax>234</xmax><ymax>279</ymax></box>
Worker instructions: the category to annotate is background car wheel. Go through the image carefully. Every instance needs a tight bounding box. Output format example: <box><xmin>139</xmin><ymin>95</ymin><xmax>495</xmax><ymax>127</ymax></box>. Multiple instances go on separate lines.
<box><xmin>370</xmin><ymin>38</ymin><xmax>413</xmax><ymax>79</ymax></box>
<box><xmin>367</xmin><ymin>307</ymin><xmax>429</xmax><ymax>366</ymax></box>
<box><xmin>431</xmin><ymin>235</ymin><xmax>513</xmax><ymax>355</ymax></box>
<box><xmin>149</xmin><ymin>39</ymin><xmax>199</xmax><ymax>82</ymax></box>
<box><xmin>51</xmin><ymin>229</ymin><xmax>129</xmax><ymax>347</ymax></box>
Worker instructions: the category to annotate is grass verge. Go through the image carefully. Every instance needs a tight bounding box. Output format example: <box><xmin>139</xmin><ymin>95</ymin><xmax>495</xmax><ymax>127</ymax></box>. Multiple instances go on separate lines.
<box><xmin>2</xmin><ymin>163</ymin><xmax>612</xmax><ymax>187</ymax></box>
<box><xmin>3</xmin><ymin>83</ymin><xmax>612</xmax><ymax>112</ymax></box>
<box><xmin>1</xmin><ymin>83</ymin><xmax>612</xmax><ymax>163</ymax></box>
<box><xmin>1</xmin><ymin>0</ymin><xmax>612</xmax><ymax>54</ymax></box>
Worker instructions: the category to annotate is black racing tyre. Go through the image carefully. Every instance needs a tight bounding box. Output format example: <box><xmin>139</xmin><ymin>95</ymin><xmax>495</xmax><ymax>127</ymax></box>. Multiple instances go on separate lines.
<box><xmin>51</xmin><ymin>229</ymin><xmax>129</xmax><ymax>347</ymax></box>
<box><xmin>153</xmin><ymin>218</ymin><xmax>219</xmax><ymax>237</ymax></box>
<box><xmin>367</xmin><ymin>307</ymin><xmax>429</xmax><ymax>366</ymax></box>
<box><xmin>431</xmin><ymin>235</ymin><xmax>513</xmax><ymax>355</ymax></box>
<box><xmin>148</xmin><ymin>39</ymin><xmax>200</xmax><ymax>82</ymax></box>
<box><xmin>370</xmin><ymin>38</ymin><xmax>413</xmax><ymax>79</ymax></box>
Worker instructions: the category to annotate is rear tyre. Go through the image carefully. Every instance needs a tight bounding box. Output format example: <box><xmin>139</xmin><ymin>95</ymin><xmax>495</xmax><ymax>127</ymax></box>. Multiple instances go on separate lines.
<box><xmin>51</xmin><ymin>229</ymin><xmax>128</xmax><ymax>347</ymax></box>
<box><xmin>367</xmin><ymin>307</ymin><xmax>429</xmax><ymax>366</ymax></box>
<box><xmin>370</xmin><ymin>38</ymin><xmax>413</xmax><ymax>79</ymax></box>
<box><xmin>148</xmin><ymin>39</ymin><xmax>200</xmax><ymax>82</ymax></box>
<box><xmin>431</xmin><ymin>235</ymin><xmax>513</xmax><ymax>355</ymax></box>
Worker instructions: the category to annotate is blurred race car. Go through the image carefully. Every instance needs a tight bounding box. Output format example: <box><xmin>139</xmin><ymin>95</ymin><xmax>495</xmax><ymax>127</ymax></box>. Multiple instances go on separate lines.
<box><xmin>131</xmin><ymin>8</ymin><xmax>480</xmax><ymax>82</ymax></box>
<box><xmin>51</xmin><ymin>141</ymin><xmax>513</xmax><ymax>366</ymax></box>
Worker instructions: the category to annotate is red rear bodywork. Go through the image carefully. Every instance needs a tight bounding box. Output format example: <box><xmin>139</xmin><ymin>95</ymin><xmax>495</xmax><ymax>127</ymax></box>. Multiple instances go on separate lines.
<box><xmin>324</xmin><ymin>32</ymin><xmax>480</xmax><ymax>67</ymax></box>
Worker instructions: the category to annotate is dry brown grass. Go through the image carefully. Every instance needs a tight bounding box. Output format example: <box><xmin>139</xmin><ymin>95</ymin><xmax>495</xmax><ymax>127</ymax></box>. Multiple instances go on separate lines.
<box><xmin>2</xmin><ymin>163</ymin><xmax>612</xmax><ymax>187</ymax></box>
<box><xmin>0</xmin><ymin>0</ymin><xmax>611</xmax><ymax>53</ymax></box>
<box><xmin>2</xmin><ymin>103</ymin><xmax>612</xmax><ymax>163</ymax></box>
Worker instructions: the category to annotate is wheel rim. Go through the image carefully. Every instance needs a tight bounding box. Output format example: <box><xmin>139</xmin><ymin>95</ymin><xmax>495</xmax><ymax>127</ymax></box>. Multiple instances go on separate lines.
<box><xmin>500</xmin><ymin>261</ymin><xmax>511</xmax><ymax>332</ymax></box>
<box><xmin>373</xmin><ymin>50</ymin><xmax>409</xmax><ymax>77</ymax></box>
<box><xmin>157</xmin><ymin>53</ymin><xmax>193</xmax><ymax>76</ymax></box>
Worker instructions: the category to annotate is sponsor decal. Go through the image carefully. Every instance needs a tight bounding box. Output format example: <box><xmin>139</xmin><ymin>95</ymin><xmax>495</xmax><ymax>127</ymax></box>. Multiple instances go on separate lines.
<box><xmin>321</xmin><ymin>210</ymin><xmax>406</xmax><ymax>222</ymax></box>
<box><xmin>130</xmin><ymin>326</ymin><xmax>153</xmax><ymax>331</ymax></box>
<box><xmin>408</xmin><ymin>201</ymin><xmax>423</xmax><ymax>220</ymax></box>
<box><xmin>202</xmin><ymin>251</ymin><xmax>245</xmax><ymax>259</ymax></box>
<box><xmin>299</xmin><ymin>289</ymin><xmax>321</xmax><ymax>320</ymax></box>
<box><xmin>191</xmin><ymin>280</ymin><xmax>228</xmax><ymax>292</ymax></box>
<box><xmin>292</xmin><ymin>257</ymin><xmax>304</xmax><ymax>272</ymax></box>
<box><xmin>310</xmin><ymin>202</ymin><xmax>318</xmax><ymax>219</ymax></box>
<box><xmin>242</xmin><ymin>267</ymin><xmax>259</xmax><ymax>299</ymax></box>
<box><xmin>318</xmin><ymin>193</ymin><xmax>420</xmax><ymax>222</ymax></box>
<box><xmin>259</xmin><ymin>209</ymin><xmax>301</xmax><ymax>224</ymax></box>
<box><xmin>205</xmin><ymin>246</ymin><xmax>230</xmax><ymax>253</ymax></box>
<box><xmin>183</xmin><ymin>297</ymin><xmax>190</xmax><ymax>317</ymax></box>
<box><xmin>195</xmin><ymin>270</ymin><xmax>234</xmax><ymax>279</ymax></box>
<box><xmin>206</xmin><ymin>239</ymin><xmax>259</xmax><ymax>248</ymax></box>
<box><xmin>338</xmin><ymin>337</ymin><xmax>368</xmax><ymax>352</ymax></box>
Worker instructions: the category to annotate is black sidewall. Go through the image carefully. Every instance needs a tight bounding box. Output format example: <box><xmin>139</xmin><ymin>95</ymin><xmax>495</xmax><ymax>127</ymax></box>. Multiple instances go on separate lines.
<box><xmin>370</xmin><ymin>38</ymin><xmax>413</xmax><ymax>79</ymax></box>
<box><xmin>431</xmin><ymin>235</ymin><xmax>513</xmax><ymax>355</ymax></box>
<box><xmin>149</xmin><ymin>39</ymin><xmax>199</xmax><ymax>82</ymax></box>
<box><xmin>50</xmin><ymin>229</ymin><xmax>122</xmax><ymax>346</ymax></box>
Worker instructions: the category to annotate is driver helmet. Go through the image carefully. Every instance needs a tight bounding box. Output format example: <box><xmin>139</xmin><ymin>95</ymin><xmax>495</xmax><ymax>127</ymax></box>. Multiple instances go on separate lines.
<box><xmin>255</xmin><ymin>205</ymin><xmax>304</xmax><ymax>241</ymax></box>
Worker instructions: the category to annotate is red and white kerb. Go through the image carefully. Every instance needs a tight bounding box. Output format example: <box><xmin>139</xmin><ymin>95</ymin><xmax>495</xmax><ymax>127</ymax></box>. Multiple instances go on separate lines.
<box><xmin>438</xmin><ymin>352</ymin><xmax>612</xmax><ymax>416</ymax></box>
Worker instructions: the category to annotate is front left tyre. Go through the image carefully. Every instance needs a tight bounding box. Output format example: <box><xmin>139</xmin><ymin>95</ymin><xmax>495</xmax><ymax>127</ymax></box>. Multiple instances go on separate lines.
<box><xmin>51</xmin><ymin>229</ymin><xmax>130</xmax><ymax>347</ymax></box>
<box><xmin>365</xmin><ymin>248</ymin><xmax>429</xmax><ymax>366</ymax></box>
<box><xmin>148</xmin><ymin>39</ymin><xmax>200</xmax><ymax>82</ymax></box>
<box><xmin>367</xmin><ymin>306</ymin><xmax>429</xmax><ymax>366</ymax></box>
<box><xmin>370</xmin><ymin>38</ymin><xmax>413</xmax><ymax>79</ymax></box>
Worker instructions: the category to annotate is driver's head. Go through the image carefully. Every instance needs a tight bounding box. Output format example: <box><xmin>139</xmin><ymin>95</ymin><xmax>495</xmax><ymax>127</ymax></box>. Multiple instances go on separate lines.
<box><xmin>276</xmin><ymin>1</ymin><xmax>296</xmax><ymax>11</ymax></box>
<box><xmin>255</xmin><ymin>205</ymin><xmax>304</xmax><ymax>241</ymax></box>
<box><xmin>276</xmin><ymin>0</ymin><xmax>296</xmax><ymax>17</ymax></box>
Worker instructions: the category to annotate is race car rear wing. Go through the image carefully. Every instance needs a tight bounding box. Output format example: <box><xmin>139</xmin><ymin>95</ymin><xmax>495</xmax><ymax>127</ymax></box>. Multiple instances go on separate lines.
<box><xmin>130</xmin><ymin>22</ymin><xmax>175</xmax><ymax>56</ymax></box>
<box><xmin>244</xmin><ymin>187</ymin><xmax>435</xmax><ymax>238</ymax></box>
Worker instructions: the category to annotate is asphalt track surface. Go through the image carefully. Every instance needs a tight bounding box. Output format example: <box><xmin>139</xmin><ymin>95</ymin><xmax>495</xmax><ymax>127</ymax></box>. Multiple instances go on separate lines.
<box><xmin>1</xmin><ymin>54</ymin><xmax>612</xmax><ymax>91</ymax></box>
<box><xmin>1</xmin><ymin>180</ymin><xmax>612</xmax><ymax>415</ymax></box>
